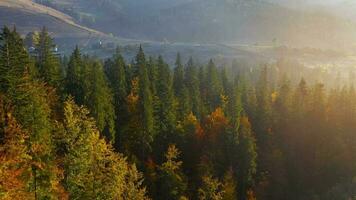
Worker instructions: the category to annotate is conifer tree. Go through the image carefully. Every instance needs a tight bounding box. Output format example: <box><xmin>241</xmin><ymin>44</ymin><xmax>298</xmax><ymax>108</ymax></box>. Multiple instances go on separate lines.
<box><xmin>236</xmin><ymin>117</ymin><xmax>257</xmax><ymax>200</ymax></box>
<box><xmin>0</xmin><ymin>26</ymin><xmax>32</xmax><ymax>93</ymax></box>
<box><xmin>156</xmin><ymin>144</ymin><xmax>187</xmax><ymax>200</ymax></box>
<box><xmin>0</xmin><ymin>96</ymin><xmax>32</xmax><ymax>200</ymax></box>
<box><xmin>205</xmin><ymin>59</ymin><xmax>223</xmax><ymax>112</ymax></box>
<box><xmin>155</xmin><ymin>55</ymin><xmax>176</xmax><ymax>135</ymax></box>
<box><xmin>0</xmin><ymin>27</ymin><xmax>64</xmax><ymax>199</ymax></box>
<box><xmin>60</xmin><ymin>99</ymin><xmax>148</xmax><ymax>200</ymax></box>
<box><xmin>105</xmin><ymin>48</ymin><xmax>128</xmax><ymax>148</ymax></box>
<box><xmin>85</xmin><ymin>60</ymin><xmax>116</xmax><ymax>141</ymax></box>
<box><xmin>173</xmin><ymin>53</ymin><xmax>190</xmax><ymax>121</ymax></box>
<box><xmin>254</xmin><ymin>66</ymin><xmax>272</xmax><ymax>176</ymax></box>
<box><xmin>222</xmin><ymin>169</ymin><xmax>237</xmax><ymax>200</ymax></box>
<box><xmin>198</xmin><ymin>175</ymin><xmax>225</xmax><ymax>200</ymax></box>
<box><xmin>125</xmin><ymin>46</ymin><xmax>155</xmax><ymax>162</ymax></box>
<box><xmin>65</xmin><ymin>47</ymin><xmax>84</xmax><ymax>105</ymax></box>
<box><xmin>35</xmin><ymin>27</ymin><xmax>62</xmax><ymax>89</ymax></box>
<box><xmin>184</xmin><ymin>57</ymin><xmax>201</xmax><ymax>118</ymax></box>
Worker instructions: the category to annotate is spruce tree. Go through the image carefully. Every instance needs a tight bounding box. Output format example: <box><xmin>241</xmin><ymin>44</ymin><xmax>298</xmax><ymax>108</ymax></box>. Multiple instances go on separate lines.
<box><xmin>105</xmin><ymin>48</ymin><xmax>128</xmax><ymax>148</ymax></box>
<box><xmin>205</xmin><ymin>59</ymin><xmax>223</xmax><ymax>112</ymax></box>
<box><xmin>173</xmin><ymin>53</ymin><xmax>190</xmax><ymax>122</ymax></box>
<box><xmin>85</xmin><ymin>60</ymin><xmax>116</xmax><ymax>141</ymax></box>
<box><xmin>127</xmin><ymin>46</ymin><xmax>155</xmax><ymax>161</ymax></box>
<box><xmin>59</xmin><ymin>99</ymin><xmax>148</xmax><ymax>199</ymax></box>
<box><xmin>65</xmin><ymin>46</ymin><xmax>84</xmax><ymax>105</ymax></box>
<box><xmin>184</xmin><ymin>57</ymin><xmax>201</xmax><ymax>118</ymax></box>
<box><xmin>0</xmin><ymin>26</ymin><xmax>32</xmax><ymax>93</ymax></box>
<box><xmin>35</xmin><ymin>27</ymin><xmax>62</xmax><ymax>89</ymax></box>
<box><xmin>156</xmin><ymin>144</ymin><xmax>187</xmax><ymax>200</ymax></box>
<box><xmin>0</xmin><ymin>95</ymin><xmax>32</xmax><ymax>199</ymax></box>
<box><xmin>155</xmin><ymin>55</ymin><xmax>176</xmax><ymax>134</ymax></box>
<box><xmin>0</xmin><ymin>27</ymin><xmax>63</xmax><ymax>199</ymax></box>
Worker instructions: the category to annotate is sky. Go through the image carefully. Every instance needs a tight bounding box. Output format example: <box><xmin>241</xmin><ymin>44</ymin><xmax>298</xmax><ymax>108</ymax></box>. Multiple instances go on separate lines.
<box><xmin>268</xmin><ymin>0</ymin><xmax>346</xmax><ymax>6</ymax></box>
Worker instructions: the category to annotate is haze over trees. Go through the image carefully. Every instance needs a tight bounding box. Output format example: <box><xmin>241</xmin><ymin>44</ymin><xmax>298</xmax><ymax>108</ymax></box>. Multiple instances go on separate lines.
<box><xmin>0</xmin><ymin>26</ymin><xmax>355</xmax><ymax>200</ymax></box>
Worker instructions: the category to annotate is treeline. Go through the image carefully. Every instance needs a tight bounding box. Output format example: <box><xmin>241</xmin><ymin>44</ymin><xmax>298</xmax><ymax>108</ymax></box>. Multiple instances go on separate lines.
<box><xmin>0</xmin><ymin>26</ymin><xmax>355</xmax><ymax>200</ymax></box>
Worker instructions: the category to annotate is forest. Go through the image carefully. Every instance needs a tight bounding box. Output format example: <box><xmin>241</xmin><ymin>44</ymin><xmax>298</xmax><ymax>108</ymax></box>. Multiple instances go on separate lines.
<box><xmin>0</xmin><ymin>26</ymin><xmax>355</xmax><ymax>200</ymax></box>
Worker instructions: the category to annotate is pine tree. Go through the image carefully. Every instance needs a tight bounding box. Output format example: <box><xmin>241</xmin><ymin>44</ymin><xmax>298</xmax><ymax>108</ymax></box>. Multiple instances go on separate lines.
<box><xmin>14</xmin><ymin>77</ymin><xmax>64</xmax><ymax>199</ymax></box>
<box><xmin>138</xmin><ymin>51</ymin><xmax>155</xmax><ymax>161</ymax></box>
<box><xmin>155</xmin><ymin>55</ymin><xmax>176</xmax><ymax>135</ymax></box>
<box><xmin>222</xmin><ymin>169</ymin><xmax>237</xmax><ymax>200</ymax></box>
<box><xmin>124</xmin><ymin>46</ymin><xmax>154</xmax><ymax>162</ymax></box>
<box><xmin>84</xmin><ymin>60</ymin><xmax>116</xmax><ymax>141</ymax></box>
<box><xmin>0</xmin><ymin>26</ymin><xmax>32</xmax><ymax>93</ymax></box>
<box><xmin>254</xmin><ymin>66</ymin><xmax>272</xmax><ymax>177</ymax></box>
<box><xmin>236</xmin><ymin>117</ymin><xmax>257</xmax><ymax>200</ymax></box>
<box><xmin>59</xmin><ymin>99</ymin><xmax>148</xmax><ymax>199</ymax></box>
<box><xmin>198</xmin><ymin>175</ymin><xmax>225</xmax><ymax>200</ymax></box>
<box><xmin>0</xmin><ymin>96</ymin><xmax>32</xmax><ymax>200</ymax></box>
<box><xmin>104</xmin><ymin>48</ymin><xmax>128</xmax><ymax>148</ymax></box>
<box><xmin>173</xmin><ymin>53</ymin><xmax>190</xmax><ymax>122</ymax></box>
<box><xmin>0</xmin><ymin>27</ymin><xmax>64</xmax><ymax>199</ymax></box>
<box><xmin>65</xmin><ymin>47</ymin><xmax>84</xmax><ymax>105</ymax></box>
<box><xmin>35</xmin><ymin>27</ymin><xmax>62</xmax><ymax>89</ymax></box>
<box><xmin>156</xmin><ymin>144</ymin><xmax>187</xmax><ymax>200</ymax></box>
<box><xmin>184</xmin><ymin>57</ymin><xmax>201</xmax><ymax>118</ymax></box>
<box><xmin>205</xmin><ymin>59</ymin><xmax>223</xmax><ymax>112</ymax></box>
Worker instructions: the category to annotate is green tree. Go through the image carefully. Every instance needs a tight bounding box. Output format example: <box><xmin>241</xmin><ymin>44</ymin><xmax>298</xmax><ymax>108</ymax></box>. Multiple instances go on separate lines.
<box><xmin>84</xmin><ymin>60</ymin><xmax>116</xmax><ymax>141</ymax></box>
<box><xmin>156</xmin><ymin>144</ymin><xmax>187</xmax><ymax>200</ymax></box>
<box><xmin>123</xmin><ymin>46</ymin><xmax>155</xmax><ymax>162</ymax></box>
<box><xmin>0</xmin><ymin>26</ymin><xmax>32</xmax><ymax>93</ymax></box>
<box><xmin>104</xmin><ymin>49</ymin><xmax>128</xmax><ymax>148</ymax></box>
<box><xmin>65</xmin><ymin>47</ymin><xmax>84</xmax><ymax>105</ymax></box>
<box><xmin>59</xmin><ymin>98</ymin><xmax>148</xmax><ymax>200</ymax></box>
<box><xmin>184</xmin><ymin>57</ymin><xmax>201</xmax><ymax>118</ymax></box>
<box><xmin>198</xmin><ymin>175</ymin><xmax>225</xmax><ymax>200</ymax></box>
<box><xmin>0</xmin><ymin>95</ymin><xmax>33</xmax><ymax>200</ymax></box>
<box><xmin>173</xmin><ymin>53</ymin><xmax>190</xmax><ymax>122</ymax></box>
<box><xmin>222</xmin><ymin>169</ymin><xmax>237</xmax><ymax>200</ymax></box>
<box><xmin>35</xmin><ymin>27</ymin><xmax>62</xmax><ymax>89</ymax></box>
<box><xmin>155</xmin><ymin>55</ymin><xmax>176</xmax><ymax>135</ymax></box>
<box><xmin>205</xmin><ymin>59</ymin><xmax>223</xmax><ymax>112</ymax></box>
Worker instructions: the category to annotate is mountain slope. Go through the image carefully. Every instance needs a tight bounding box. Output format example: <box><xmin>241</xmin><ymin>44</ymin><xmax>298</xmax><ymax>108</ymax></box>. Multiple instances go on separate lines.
<box><xmin>0</xmin><ymin>0</ymin><xmax>107</xmax><ymax>42</ymax></box>
<box><xmin>141</xmin><ymin>0</ymin><xmax>356</xmax><ymax>49</ymax></box>
<box><xmin>35</xmin><ymin>0</ymin><xmax>356</xmax><ymax>49</ymax></box>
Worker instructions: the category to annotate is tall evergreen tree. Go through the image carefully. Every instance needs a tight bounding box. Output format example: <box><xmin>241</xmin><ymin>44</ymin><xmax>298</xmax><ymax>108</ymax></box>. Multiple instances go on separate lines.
<box><xmin>125</xmin><ymin>46</ymin><xmax>155</xmax><ymax>161</ymax></box>
<box><xmin>0</xmin><ymin>26</ymin><xmax>32</xmax><ymax>93</ymax></box>
<box><xmin>35</xmin><ymin>27</ymin><xmax>62</xmax><ymax>89</ymax></box>
<box><xmin>85</xmin><ymin>60</ymin><xmax>116</xmax><ymax>141</ymax></box>
<box><xmin>105</xmin><ymin>48</ymin><xmax>128</xmax><ymax>148</ymax></box>
<box><xmin>185</xmin><ymin>57</ymin><xmax>201</xmax><ymax>118</ymax></box>
<box><xmin>59</xmin><ymin>99</ymin><xmax>148</xmax><ymax>200</ymax></box>
<box><xmin>173</xmin><ymin>53</ymin><xmax>190</xmax><ymax>122</ymax></box>
<box><xmin>155</xmin><ymin>55</ymin><xmax>176</xmax><ymax>135</ymax></box>
<box><xmin>0</xmin><ymin>95</ymin><xmax>33</xmax><ymax>200</ymax></box>
<box><xmin>205</xmin><ymin>59</ymin><xmax>223</xmax><ymax>112</ymax></box>
<box><xmin>65</xmin><ymin>46</ymin><xmax>84</xmax><ymax>105</ymax></box>
<box><xmin>156</xmin><ymin>144</ymin><xmax>187</xmax><ymax>200</ymax></box>
<box><xmin>0</xmin><ymin>27</ymin><xmax>63</xmax><ymax>199</ymax></box>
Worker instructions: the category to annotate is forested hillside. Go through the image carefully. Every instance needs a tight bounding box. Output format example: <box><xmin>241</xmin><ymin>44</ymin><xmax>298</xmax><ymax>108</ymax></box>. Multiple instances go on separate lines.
<box><xmin>0</xmin><ymin>26</ymin><xmax>355</xmax><ymax>200</ymax></box>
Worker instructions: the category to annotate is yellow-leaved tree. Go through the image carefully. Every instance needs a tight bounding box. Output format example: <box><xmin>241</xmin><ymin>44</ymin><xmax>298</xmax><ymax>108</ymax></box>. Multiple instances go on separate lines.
<box><xmin>57</xmin><ymin>98</ymin><xmax>149</xmax><ymax>200</ymax></box>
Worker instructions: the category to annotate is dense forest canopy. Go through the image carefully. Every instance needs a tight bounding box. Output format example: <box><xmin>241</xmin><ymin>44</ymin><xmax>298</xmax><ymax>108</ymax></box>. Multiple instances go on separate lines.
<box><xmin>0</xmin><ymin>26</ymin><xmax>355</xmax><ymax>200</ymax></box>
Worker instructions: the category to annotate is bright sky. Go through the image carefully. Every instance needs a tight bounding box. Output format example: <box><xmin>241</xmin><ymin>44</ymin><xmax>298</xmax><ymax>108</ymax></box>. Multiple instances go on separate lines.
<box><xmin>270</xmin><ymin>0</ymin><xmax>345</xmax><ymax>5</ymax></box>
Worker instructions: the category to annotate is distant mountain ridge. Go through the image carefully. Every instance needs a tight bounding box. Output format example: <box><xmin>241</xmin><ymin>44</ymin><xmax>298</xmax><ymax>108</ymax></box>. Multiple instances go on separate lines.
<box><xmin>0</xmin><ymin>0</ymin><xmax>105</xmax><ymax>36</ymax></box>
<box><xmin>2</xmin><ymin>0</ymin><xmax>356</xmax><ymax>50</ymax></box>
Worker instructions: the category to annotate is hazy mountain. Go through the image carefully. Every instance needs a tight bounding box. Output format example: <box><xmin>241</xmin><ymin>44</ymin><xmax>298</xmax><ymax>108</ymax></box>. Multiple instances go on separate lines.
<box><xmin>33</xmin><ymin>0</ymin><xmax>356</xmax><ymax>49</ymax></box>
<box><xmin>0</xmin><ymin>0</ymin><xmax>111</xmax><ymax>48</ymax></box>
<box><xmin>2</xmin><ymin>0</ymin><xmax>356</xmax><ymax>50</ymax></box>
